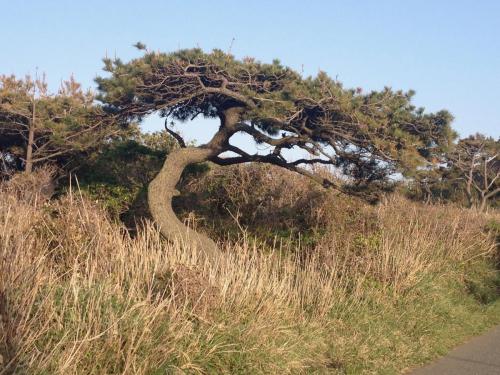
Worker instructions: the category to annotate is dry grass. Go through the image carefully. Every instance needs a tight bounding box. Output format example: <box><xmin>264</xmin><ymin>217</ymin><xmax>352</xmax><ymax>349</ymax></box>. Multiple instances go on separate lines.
<box><xmin>318</xmin><ymin>195</ymin><xmax>498</xmax><ymax>295</ymax></box>
<box><xmin>0</xmin><ymin>170</ymin><xmax>499</xmax><ymax>374</ymax></box>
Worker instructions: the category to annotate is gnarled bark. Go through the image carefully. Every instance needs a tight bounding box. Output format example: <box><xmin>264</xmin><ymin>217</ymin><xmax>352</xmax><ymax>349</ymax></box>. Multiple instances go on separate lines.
<box><xmin>148</xmin><ymin>146</ymin><xmax>218</xmax><ymax>260</ymax></box>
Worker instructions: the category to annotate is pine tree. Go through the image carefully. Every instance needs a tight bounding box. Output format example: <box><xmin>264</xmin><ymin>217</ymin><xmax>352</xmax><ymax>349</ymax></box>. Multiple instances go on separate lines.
<box><xmin>449</xmin><ymin>134</ymin><xmax>499</xmax><ymax>211</ymax></box>
<box><xmin>97</xmin><ymin>46</ymin><xmax>456</xmax><ymax>259</ymax></box>
<box><xmin>0</xmin><ymin>74</ymin><xmax>120</xmax><ymax>176</ymax></box>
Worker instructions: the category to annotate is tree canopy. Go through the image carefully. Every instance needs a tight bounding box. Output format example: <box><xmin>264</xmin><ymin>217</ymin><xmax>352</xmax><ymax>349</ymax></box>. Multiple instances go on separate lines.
<box><xmin>97</xmin><ymin>47</ymin><xmax>455</xmax><ymax>191</ymax></box>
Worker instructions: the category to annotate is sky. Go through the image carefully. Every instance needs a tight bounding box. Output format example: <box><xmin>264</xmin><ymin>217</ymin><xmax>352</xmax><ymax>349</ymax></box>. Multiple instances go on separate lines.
<box><xmin>1</xmin><ymin>0</ymin><xmax>499</xmax><ymax>148</ymax></box>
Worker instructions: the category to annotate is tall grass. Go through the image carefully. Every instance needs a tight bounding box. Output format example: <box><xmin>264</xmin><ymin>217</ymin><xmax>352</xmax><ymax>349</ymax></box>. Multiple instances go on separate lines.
<box><xmin>0</xmin><ymin>171</ymin><xmax>499</xmax><ymax>374</ymax></box>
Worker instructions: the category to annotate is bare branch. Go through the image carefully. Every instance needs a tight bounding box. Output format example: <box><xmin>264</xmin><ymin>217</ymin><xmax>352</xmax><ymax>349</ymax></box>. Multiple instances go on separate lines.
<box><xmin>164</xmin><ymin>118</ymin><xmax>186</xmax><ymax>148</ymax></box>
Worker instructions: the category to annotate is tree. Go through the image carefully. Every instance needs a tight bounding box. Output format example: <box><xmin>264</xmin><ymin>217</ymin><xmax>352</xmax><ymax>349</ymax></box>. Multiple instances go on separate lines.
<box><xmin>449</xmin><ymin>134</ymin><xmax>499</xmax><ymax>211</ymax></box>
<box><xmin>0</xmin><ymin>74</ymin><xmax>118</xmax><ymax>177</ymax></box>
<box><xmin>96</xmin><ymin>47</ymin><xmax>455</xmax><ymax>259</ymax></box>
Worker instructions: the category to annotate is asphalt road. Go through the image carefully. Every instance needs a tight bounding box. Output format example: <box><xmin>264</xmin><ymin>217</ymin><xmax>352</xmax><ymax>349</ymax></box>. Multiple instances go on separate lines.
<box><xmin>410</xmin><ymin>325</ymin><xmax>500</xmax><ymax>375</ymax></box>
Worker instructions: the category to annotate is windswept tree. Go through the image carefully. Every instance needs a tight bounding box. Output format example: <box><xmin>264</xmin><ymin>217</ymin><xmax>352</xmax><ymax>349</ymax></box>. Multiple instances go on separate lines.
<box><xmin>0</xmin><ymin>74</ymin><xmax>119</xmax><ymax>176</ymax></box>
<box><xmin>97</xmin><ymin>46</ymin><xmax>455</xmax><ymax>258</ymax></box>
<box><xmin>449</xmin><ymin>134</ymin><xmax>499</xmax><ymax>211</ymax></box>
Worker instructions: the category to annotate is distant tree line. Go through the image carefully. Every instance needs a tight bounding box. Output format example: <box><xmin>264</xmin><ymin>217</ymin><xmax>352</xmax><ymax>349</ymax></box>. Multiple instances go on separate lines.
<box><xmin>406</xmin><ymin>133</ymin><xmax>499</xmax><ymax>210</ymax></box>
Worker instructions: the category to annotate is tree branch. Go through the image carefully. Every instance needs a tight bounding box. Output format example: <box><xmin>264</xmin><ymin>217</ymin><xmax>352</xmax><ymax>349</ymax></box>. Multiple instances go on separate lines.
<box><xmin>164</xmin><ymin>118</ymin><xmax>186</xmax><ymax>148</ymax></box>
<box><xmin>209</xmin><ymin>151</ymin><xmax>339</xmax><ymax>191</ymax></box>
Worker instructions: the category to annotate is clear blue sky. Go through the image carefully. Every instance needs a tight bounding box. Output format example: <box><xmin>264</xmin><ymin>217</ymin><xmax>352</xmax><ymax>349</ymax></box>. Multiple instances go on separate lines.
<box><xmin>1</xmin><ymin>0</ymin><xmax>499</xmax><ymax>143</ymax></box>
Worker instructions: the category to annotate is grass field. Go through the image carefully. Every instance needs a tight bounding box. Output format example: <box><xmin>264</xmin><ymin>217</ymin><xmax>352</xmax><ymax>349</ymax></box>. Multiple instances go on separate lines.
<box><xmin>1</xmin><ymin>173</ymin><xmax>499</xmax><ymax>374</ymax></box>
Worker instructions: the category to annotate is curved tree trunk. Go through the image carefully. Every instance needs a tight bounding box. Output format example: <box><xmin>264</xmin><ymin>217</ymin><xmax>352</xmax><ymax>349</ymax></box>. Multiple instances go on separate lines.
<box><xmin>147</xmin><ymin>107</ymin><xmax>243</xmax><ymax>261</ymax></box>
<box><xmin>148</xmin><ymin>146</ymin><xmax>218</xmax><ymax>260</ymax></box>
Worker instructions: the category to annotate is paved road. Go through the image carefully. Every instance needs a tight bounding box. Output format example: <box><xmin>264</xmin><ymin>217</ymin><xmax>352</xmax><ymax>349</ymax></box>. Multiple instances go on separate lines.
<box><xmin>410</xmin><ymin>325</ymin><xmax>500</xmax><ymax>375</ymax></box>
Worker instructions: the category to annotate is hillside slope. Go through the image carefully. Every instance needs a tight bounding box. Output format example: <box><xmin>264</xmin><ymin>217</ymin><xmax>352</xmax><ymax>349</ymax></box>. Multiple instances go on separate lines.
<box><xmin>1</xmin><ymin>171</ymin><xmax>499</xmax><ymax>374</ymax></box>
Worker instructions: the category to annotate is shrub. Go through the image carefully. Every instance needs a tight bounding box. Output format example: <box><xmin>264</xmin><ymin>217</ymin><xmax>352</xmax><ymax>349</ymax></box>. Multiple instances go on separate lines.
<box><xmin>176</xmin><ymin>163</ymin><xmax>375</xmax><ymax>248</ymax></box>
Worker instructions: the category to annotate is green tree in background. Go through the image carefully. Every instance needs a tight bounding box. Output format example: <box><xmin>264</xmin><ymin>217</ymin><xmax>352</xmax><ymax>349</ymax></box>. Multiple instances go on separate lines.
<box><xmin>449</xmin><ymin>134</ymin><xmax>499</xmax><ymax>211</ymax></box>
<box><xmin>406</xmin><ymin>134</ymin><xmax>499</xmax><ymax>211</ymax></box>
<box><xmin>0</xmin><ymin>74</ymin><xmax>120</xmax><ymax>177</ymax></box>
<box><xmin>96</xmin><ymin>46</ymin><xmax>456</xmax><ymax>258</ymax></box>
